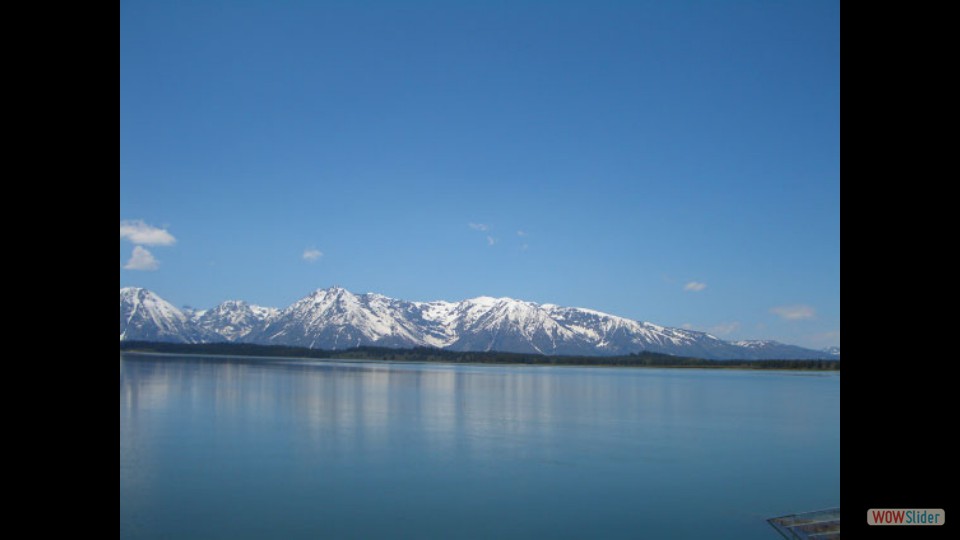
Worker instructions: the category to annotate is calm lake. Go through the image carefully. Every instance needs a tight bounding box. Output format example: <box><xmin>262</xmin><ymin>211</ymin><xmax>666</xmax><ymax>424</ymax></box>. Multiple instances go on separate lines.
<box><xmin>119</xmin><ymin>354</ymin><xmax>839</xmax><ymax>539</ymax></box>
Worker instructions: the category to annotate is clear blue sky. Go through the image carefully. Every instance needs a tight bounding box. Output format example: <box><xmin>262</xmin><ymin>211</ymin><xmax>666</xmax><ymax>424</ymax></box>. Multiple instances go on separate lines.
<box><xmin>120</xmin><ymin>1</ymin><xmax>840</xmax><ymax>349</ymax></box>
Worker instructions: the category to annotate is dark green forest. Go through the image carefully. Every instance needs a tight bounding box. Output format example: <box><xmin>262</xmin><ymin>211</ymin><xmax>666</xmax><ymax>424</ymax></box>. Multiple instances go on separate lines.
<box><xmin>119</xmin><ymin>341</ymin><xmax>840</xmax><ymax>371</ymax></box>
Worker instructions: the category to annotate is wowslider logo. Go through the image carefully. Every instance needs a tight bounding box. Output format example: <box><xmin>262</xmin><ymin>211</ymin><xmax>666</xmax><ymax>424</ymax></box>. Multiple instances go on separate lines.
<box><xmin>868</xmin><ymin>509</ymin><xmax>945</xmax><ymax>526</ymax></box>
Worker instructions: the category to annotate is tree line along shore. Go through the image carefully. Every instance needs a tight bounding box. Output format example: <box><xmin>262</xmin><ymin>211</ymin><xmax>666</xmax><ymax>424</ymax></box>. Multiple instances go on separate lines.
<box><xmin>120</xmin><ymin>341</ymin><xmax>840</xmax><ymax>371</ymax></box>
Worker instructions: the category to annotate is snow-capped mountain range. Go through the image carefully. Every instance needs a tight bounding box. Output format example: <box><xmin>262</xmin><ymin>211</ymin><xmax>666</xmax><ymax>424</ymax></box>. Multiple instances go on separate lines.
<box><xmin>195</xmin><ymin>301</ymin><xmax>280</xmax><ymax>342</ymax></box>
<box><xmin>120</xmin><ymin>287</ymin><xmax>839</xmax><ymax>360</ymax></box>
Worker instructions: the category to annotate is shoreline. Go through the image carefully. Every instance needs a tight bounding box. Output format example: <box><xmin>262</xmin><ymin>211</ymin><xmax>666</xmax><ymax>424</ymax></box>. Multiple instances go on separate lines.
<box><xmin>119</xmin><ymin>347</ymin><xmax>840</xmax><ymax>373</ymax></box>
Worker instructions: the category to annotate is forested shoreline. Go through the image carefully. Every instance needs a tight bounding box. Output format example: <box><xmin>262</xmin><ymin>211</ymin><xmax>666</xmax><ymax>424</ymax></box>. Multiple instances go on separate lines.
<box><xmin>120</xmin><ymin>341</ymin><xmax>840</xmax><ymax>371</ymax></box>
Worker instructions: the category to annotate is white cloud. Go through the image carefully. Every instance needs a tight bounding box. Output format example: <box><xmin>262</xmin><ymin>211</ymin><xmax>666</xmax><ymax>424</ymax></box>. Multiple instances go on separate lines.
<box><xmin>120</xmin><ymin>220</ymin><xmax>176</xmax><ymax>246</ymax></box>
<box><xmin>681</xmin><ymin>322</ymin><xmax>740</xmax><ymax>336</ymax></box>
<box><xmin>517</xmin><ymin>230</ymin><xmax>528</xmax><ymax>237</ymax></box>
<box><xmin>771</xmin><ymin>305</ymin><xmax>816</xmax><ymax>321</ymax></box>
<box><xmin>469</xmin><ymin>223</ymin><xmax>490</xmax><ymax>232</ymax></box>
<box><xmin>708</xmin><ymin>322</ymin><xmax>741</xmax><ymax>336</ymax></box>
<box><xmin>487</xmin><ymin>236</ymin><xmax>498</xmax><ymax>246</ymax></box>
<box><xmin>124</xmin><ymin>246</ymin><xmax>160</xmax><ymax>271</ymax></box>
<box><xmin>303</xmin><ymin>249</ymin><xmax>324</xmax><ymax>262</ymax></box>
<box><xmin>684</xmin><ymin>281</ymin><xmax>708</xmax><ymax>293</ymax></box>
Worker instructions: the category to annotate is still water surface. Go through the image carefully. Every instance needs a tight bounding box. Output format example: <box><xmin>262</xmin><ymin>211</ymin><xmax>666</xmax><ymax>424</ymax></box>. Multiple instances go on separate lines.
<box><xmin>120</xmin><ymin>354</ymin><xmax>839</xmax><ymax>539</ymax></box>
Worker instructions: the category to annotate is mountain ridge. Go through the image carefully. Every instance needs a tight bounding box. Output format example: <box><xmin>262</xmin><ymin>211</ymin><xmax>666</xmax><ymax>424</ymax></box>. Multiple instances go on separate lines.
<box><xmin>119</xmin><ymin>287</ymin><xmax>839</xmax><ymax>360</ymax></box>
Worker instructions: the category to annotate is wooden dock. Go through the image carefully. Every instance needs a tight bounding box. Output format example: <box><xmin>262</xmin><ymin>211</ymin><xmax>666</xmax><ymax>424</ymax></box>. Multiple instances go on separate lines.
<box><xmin>768</xmin><ymin>508</ymin><xmax>840</xmax><ymax>539</ymax></box>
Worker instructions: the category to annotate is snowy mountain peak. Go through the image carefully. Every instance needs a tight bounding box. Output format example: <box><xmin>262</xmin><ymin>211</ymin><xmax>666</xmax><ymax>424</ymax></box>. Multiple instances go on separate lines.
<box><xmin>467</xmin><ymin>296</ymin><xmax>518</xmax><ymax>305</ymax></box>
<box><xmin>300</xmin><ymin>287</ymin><xmax>362</xmax><ymax>308</ymax></box>
<box><xmin>120</xmin><ymin>288</ymin><xmax>214</xmax><ymax>343</ymax></box>
<box><xmin>732</xmin><ymin>340</ymin><xmax>779</xmax><ymax>348</ymax></box>
<box><xmin>196</xmin><ymin>300</ymin><xmax>279</xmax><ymax>342</ymax></box>
<box><xmin>312</xmin><ymin>286</ymin><xmax>352</xmax><ymax>297</ymax></box>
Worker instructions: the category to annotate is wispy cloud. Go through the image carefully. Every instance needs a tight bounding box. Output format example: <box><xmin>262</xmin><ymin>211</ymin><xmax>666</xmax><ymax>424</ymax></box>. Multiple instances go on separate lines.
<box><xmin>120</xmin><ymin>220</ymin><xmax>176</xmax><ymax>246</ymax></box>
<box><xmin>517</xmin><ymin>230</ymin><xmax>528</xmax><ymax>237</ymax></box>
<box><xmin>771</xmin><ymin>305</ymin><xmax>816</xmax><ymax>321</ymax></box>
<box><xmin>124</xmin><ymin>246</ymin><xmax>160</xmax><ymax>271</ymax></box>
<box><xmin>467</xmin><ymin>223</ymin><xmax>497</xmax><ymax>246</ymax></box>
<box><xmin>684</xmin><ymin>281</ymin><xmax>708</xmax><ymax>293</ymax></box>
<box><xmin>681</xmin><ymin>322</ymin><xmax>740</xmax><ymax>336</ymax></box>
<box><xmin>708</xmin><ymin>322</ymin><xmax>741</xmax><ymax>336</ymax></box>
<box><xmin>303</xmin><ymin>248</ymin><xmax>324</xmax><ymax>262</ymax></box>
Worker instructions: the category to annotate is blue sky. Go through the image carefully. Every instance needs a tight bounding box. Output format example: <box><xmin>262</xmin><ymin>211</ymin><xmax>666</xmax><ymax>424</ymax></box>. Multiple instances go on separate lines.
<box><xmin>120</xmin><ymin>1</ymin><xmax>840</xmax><ymax>349</ymax></box>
